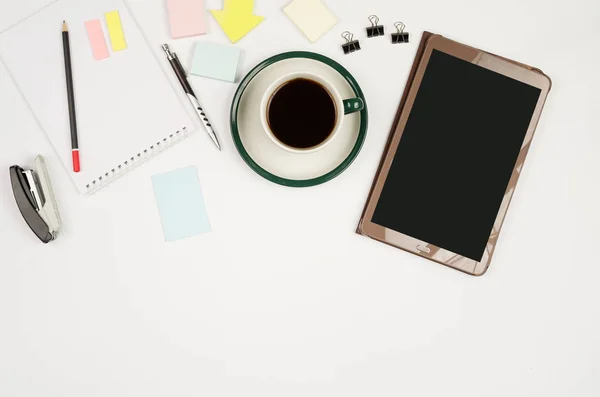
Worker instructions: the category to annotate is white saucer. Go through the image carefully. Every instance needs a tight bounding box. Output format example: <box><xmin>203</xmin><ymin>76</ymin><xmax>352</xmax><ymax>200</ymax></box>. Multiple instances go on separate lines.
<box><xmin>231</xmin><ymin>52</ymin><xmax>368</xmax><ymax>187</ymax></box>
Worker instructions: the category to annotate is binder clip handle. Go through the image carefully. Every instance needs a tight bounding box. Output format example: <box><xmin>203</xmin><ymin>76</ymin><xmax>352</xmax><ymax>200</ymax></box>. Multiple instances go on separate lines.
<box><xmin>368</xmin><ymin>15</ymin><xmax>380</xmax><ymax>27</ymax></box>
<box><xmin>342</xmin><ymin>31</ymin><xmax>354</xmax><ymax>43</ymax></box>
<box><xmin>394</xmin><ymin>22</ymin><xmax>405</xmax><ymax>33</ymax></box>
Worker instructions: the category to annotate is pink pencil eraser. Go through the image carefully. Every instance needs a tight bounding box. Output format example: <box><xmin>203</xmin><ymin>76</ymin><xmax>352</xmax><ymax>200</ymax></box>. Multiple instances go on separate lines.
<box><xmin>84</xmin><ymin>19</ymin><xmax>110</xmax><ymax>60</ymax></box>
<box><xmin>167</xmin><ymin>0</ymin><xmax>206</xmax><ymax>39</ymax></box>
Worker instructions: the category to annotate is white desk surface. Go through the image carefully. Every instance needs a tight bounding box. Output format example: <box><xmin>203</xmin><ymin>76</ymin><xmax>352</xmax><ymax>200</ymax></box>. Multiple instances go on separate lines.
<box><xmin>1</xmin><ymin>0</ymin><xmax>599</xmax><ymax>396</ymax></box>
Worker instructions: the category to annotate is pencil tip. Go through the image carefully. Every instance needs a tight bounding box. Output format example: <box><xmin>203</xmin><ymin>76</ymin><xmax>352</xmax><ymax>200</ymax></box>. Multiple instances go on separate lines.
<box><xmin>62</xmin><ymin>21</ymin><xmax>68</xmax><ymax>31</ymax></box>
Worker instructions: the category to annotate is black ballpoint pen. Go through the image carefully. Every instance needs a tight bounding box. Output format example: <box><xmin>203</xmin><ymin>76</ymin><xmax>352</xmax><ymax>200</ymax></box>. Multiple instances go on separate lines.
<box><xmin>162</xmin><ymin>44</ymin><xmax>221</xmax><ymax>151</ymax></box>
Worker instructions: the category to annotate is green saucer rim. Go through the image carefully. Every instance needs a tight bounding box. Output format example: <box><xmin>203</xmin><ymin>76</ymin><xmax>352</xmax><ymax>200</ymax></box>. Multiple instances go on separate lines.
<box><xmin>230</xmin><ymin>51</ymin><xmax>368</xmax><ymax>187</ymax></box>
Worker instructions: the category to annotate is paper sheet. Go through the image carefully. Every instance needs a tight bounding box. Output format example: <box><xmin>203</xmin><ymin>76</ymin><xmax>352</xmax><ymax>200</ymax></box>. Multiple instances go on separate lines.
<box><xmin>167</xmin><ymin>0</ymin><xmax>206</xmax><ymax>39</ymax></box>
<box><xmin>189</xmin><ymin>42</ymin><xmax>241</xmax><ymax>82</ymax></box>
<box><xmin>152</xmin><ymin>166</ymin><xmax>211</xmax><ymax>242</ymax></box>
<box><xmin>283</xmin><ymin>0</ymin><xmax>338</xmax><ymax>43</ymax></box>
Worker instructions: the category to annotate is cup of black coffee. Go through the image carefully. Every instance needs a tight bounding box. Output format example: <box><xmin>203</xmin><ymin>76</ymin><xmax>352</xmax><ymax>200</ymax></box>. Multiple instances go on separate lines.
<box><xmin>260</xmin><ymin>72</ymin><xmax>364</xmax><ymax>153</ymax></box>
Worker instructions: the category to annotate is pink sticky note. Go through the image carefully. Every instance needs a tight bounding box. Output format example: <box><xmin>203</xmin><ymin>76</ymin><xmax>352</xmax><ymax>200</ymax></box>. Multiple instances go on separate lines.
<box><xmin>167</xmin><ymin>0</ymin><xmax>206</xmax><ymax>39</ymax></box>
<box><xmin>84</xmin><ymin>20</ymin><xmax>109</xmax><ymax>60</ymax></box>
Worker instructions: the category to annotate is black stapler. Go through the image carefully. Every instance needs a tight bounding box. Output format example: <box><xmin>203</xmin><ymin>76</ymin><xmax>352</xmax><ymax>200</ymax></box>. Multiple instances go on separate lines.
<box><xmin>9</xmin><ymin>155</ymin><xmax>62</xmax><ymax>244</ymax></box>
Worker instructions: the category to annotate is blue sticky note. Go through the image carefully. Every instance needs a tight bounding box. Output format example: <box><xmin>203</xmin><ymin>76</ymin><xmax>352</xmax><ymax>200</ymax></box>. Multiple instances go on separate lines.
<box><xmin>151</xmin><ymin>166</ymin><xmax>211</xmax><ymax>242</ymax></box>
<box><xmin>189</xmin><ymin>42</ymin><xmax>241</xmax><ymax>82</ymax></box>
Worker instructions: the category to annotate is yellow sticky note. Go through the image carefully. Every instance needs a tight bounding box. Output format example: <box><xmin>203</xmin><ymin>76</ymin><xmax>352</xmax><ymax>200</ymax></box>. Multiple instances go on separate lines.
<box><xmin>210</xmin><ymin>0</ymin><xmax>264</xmax><ymax>44</ymax></box>
<box><xmin>283</xmin><ymin>0</ymin><xmax>338</xmax><ymax>43</ymax></box>
<box><xmin>105</xmin><ymin>10</ymin><xmax>127</xmax><ymax>51</ymax></box>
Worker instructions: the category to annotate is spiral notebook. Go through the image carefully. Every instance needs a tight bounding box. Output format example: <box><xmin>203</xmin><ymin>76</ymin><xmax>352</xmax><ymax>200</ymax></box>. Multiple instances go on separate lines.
<box><xmin>0</xmin><ymin>0</ymin><xmax>194</xmax><ymax>194</ymax></box>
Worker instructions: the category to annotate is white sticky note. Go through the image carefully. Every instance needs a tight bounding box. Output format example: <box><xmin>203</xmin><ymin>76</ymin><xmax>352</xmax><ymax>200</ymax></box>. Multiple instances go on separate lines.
<box><xmin>151</xmin><ymin>166</ymin><xmax>211</xmax><ymax>242</ymax></box>
<box><xmin>283</xmin><ymin>0</ymin><xmax>338</xmax><ymax>43</ymax></box>
<box><xmin>189</xmin><ymin>42</ymin><xmax>241</xmax><ymax>82</ymax></box>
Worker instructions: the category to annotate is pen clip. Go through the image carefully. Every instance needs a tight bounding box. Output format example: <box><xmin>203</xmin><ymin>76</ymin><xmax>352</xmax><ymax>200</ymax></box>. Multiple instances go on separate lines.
<box><xmin>162</xmin><ymin>43</ymin><xmax>186</xmax><ymax>77</ymax></box>
<box><xmin>173</xmin><ymin>53</ymin><xmax>187</xmax><ymax>77</ymax></box>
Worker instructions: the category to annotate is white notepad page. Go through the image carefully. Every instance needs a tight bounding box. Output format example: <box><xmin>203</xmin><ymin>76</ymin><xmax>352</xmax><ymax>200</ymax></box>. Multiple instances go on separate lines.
<box><xmin>0</xmin><ymin>0</ymin><xmax>194</xmax><ymax>194</ymax></box>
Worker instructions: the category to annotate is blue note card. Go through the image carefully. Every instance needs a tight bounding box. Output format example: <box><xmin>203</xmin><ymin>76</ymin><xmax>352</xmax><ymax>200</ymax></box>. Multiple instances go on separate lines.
<box><xmin>151</xmin><ymin>166</ymin><xmax>211</xmax><ymax>242</ymax></box>
<box><xmin>189</xmin><ymin>42</ymin><xmax>241</xmax><ymax>82</ymax></box>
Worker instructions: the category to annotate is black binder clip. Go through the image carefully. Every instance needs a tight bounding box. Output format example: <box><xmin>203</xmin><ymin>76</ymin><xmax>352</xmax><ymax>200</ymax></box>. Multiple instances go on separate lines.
<box><xmin>366</xmin><ymin>15</ymin><xmax>384</xmax><ymax>37</ymax></box>
<box><xmin>391</xmin><ymin>22</ymin><xmax>409</xmax><ymax>44</ymax></box>
<box><xmin>341</xmin><ymin>31</ymin><xmax>361</xmax><ymax>54</ymax></box>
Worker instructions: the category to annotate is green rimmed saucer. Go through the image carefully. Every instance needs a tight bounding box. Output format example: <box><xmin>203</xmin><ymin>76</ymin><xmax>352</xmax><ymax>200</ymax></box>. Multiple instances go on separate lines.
<box><xmin>230</xmin><ymin>51</ymin><xmax>368</xmax><ymax>187</ymax></box>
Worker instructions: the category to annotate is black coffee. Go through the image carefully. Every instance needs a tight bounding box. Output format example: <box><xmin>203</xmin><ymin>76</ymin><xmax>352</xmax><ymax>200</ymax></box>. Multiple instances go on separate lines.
<box><xmin>267</xmin><ymin>78</ymin><xmax>337</xmax><ymax>149</ymax></box>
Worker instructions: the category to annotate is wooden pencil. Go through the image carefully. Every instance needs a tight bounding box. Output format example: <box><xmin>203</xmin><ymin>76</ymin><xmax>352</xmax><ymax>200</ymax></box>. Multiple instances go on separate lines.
<box><xmin>62</xmin><ymin>21</ymin><xmax>80</xmax><ymax>172</ymax></box>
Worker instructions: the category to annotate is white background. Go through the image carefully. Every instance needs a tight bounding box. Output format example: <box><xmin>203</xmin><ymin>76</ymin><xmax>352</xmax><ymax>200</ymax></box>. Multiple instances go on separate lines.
<box><xmin>1</xmin><ymin>0</ymin><xmax>598</xmax><ymax>396</ymax></box>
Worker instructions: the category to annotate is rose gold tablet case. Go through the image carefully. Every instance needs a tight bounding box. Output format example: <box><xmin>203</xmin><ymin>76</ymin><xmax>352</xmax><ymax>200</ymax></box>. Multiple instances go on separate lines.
<box><xmin>357</xmin><ymin>32</ymin><xmax>552</xmax><ymax>276</ymax></box>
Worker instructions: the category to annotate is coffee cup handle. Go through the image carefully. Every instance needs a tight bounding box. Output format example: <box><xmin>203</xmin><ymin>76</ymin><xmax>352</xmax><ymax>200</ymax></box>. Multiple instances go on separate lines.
<box><xmin>343</xmin><ymin>98</ymin><xmax>365</xmax><ymax>115</ymax></box>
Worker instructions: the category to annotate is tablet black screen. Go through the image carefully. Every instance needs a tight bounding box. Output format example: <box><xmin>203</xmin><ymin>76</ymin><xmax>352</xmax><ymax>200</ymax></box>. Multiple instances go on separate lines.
<box><xmin>372</xmin><ymin>50</ymin><xmax>541</xmax><ymax>262</ymax></box>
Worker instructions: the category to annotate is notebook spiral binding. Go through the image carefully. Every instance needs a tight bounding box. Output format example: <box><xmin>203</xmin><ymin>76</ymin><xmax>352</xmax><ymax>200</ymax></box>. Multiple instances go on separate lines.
<box><xmin>84</xmin><ymin>126</ymin><xmax>189</xmax><ymax>194</ymax></box>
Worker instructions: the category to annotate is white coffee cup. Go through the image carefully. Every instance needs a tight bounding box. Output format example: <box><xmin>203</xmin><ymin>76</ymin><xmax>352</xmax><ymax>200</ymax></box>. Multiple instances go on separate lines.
<box><xmin>260</xmin><ymin>71</ymin><xmax>364</xmax><ymax>154</ymax></box>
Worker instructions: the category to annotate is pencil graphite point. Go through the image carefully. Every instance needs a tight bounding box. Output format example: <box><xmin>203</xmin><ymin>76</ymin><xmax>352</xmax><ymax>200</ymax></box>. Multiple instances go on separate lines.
<box><xmin>62</xmin><ymin>20</ymin><xmax>68</xmax><ymax>32</ymax></box>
